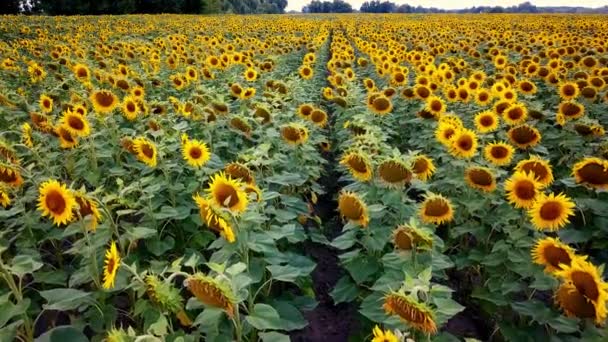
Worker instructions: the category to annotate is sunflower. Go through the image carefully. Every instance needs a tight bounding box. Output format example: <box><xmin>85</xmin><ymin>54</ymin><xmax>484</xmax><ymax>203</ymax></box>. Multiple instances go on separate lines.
<box><xmin>242</xmin><ymin>88</ymin><xmax>256</xmax><ymax>100</ymax></box>
<box><xmin>72</xmin><ymin>63</ymin><xmax>90</xmax><ymax>81</ymax></box>
<box><xmin>131</xmin><ymin>86</ymin><xmax>145</xmax><ymax>99</ymax></box>
<box><xmin>193</xmin><ymin>194</ymin><xmax>235</xmax><ymax>242</ymax></box>
<box><xmin>121</xmin><ymin>96</ymin><xmax>139</xmax><ymax>121</ymax></box>
<box><xmin>90</xmin><ymin>89</ymin><xmax>119</xmax><ymax>114</ymax></box>
<box><xmin>572</xmin><ymin>157</ymin><xmax>608</xmax><ymax>190</ymax></box>
<box><xmin>281</xmin><ymin>123</ymin><xmax>308</xmax><ymax>145</ymax></box>
<box><xmin>528</xmin><ymin>192</ymin><xmax>575</xmax><ymax>231</ymax></box>
<box><xmin>0</xmin><ymin>186</ymin><xmax>10</xmax><ymax>208</ymax></box>
<box><xmin>37</xmin><ymin>179</ymin><xmax>77</xmax><ymax>226</ymax></box>
<box><xmin>340</xmin><ymin>151</ymin><xmax>373</xmax><ymax>182</ymax></box>
<box><xmin>74</xmin><ymin>191</ymin><xmax>102</xmax><ymax>231</ymax></box>
<box><xmin>224</xmin><ymin>162</ymin><xmax>255</xmax><ymax>185</ymax></box>
<box><xmin>532</xmin><ymin>237</ymin><xmax>576</xmax><ymax>273</ymax></box>
<box><xmin>182</xmin><ymin>138</ymin><xmax>210</xmax><ymax>168</ymax></box>
<box><xmin>186</xmin><ymin>273</ymin><xmax>236</xmax><ymax>317</ymax></box>
<box><xmin>102</xmin><ymin>241</ymin><xmax>121</xmax><ymax>289</ymax></box>
<box><xmin>474</xmin><ymin>89</ymin><xmax>492</xmax><ymax>106</ymax></box>
<box><xmin>507</xmin><ymin>124</ymin><xmax>541</xmax><ymax>149</ymax></box>
<box><xmin>515</xmin><ymin>156</ymin><xmax>554</xmax><ymax>188</ymax></box>
<box><xmin>424</xmin><ymin>96</ymin><xmax>446</xmax><ymax>117</ymax></box>
<box><xmin>40</xmin><ymin>94</ymin><xmax>53</xmax><ymax>113</ymax></box>
<box><xmin>484</xmin><ymin>141</ymin><xmax>515</xmax><ymax>166</ymax></box>
<box><xmin>474</xmin><ymin>110</ymin><xmax>499</xmax><ymax>133</ymax></box>
<box><xmin>369</xmin><ymin>95</ymin><xmax>393</xmax><ymax>115</ymax></box>
<box><xmin>518</xmin><ymin>80</ymin><xmax>537</xmax><ymax>95</ymax></box>
<box><xmin>310</xmin><ymin>109</ymin><xmax>328</xmax><ymax>128</ymax></box>
<box><xmin>132</xmin><ymin>137</ymin><xmax>157</xmax><ymax>167</ymax></box>
<box><xmin>299</xmin><ymin>65</ymin><xmax>313</xmax><ymax>80</ymax></box>
<box><xmin>207</xmin><ymin>172</ymin><xmax>248</xmax><ymax>214</ymax></box>
<box><xmin>419</xmin><ymin>193</ymin><xmax>454</xmax><ymax>225</ymax></box>
<box><xmin>435</xmin><ymin>123</ymin><xmax>458</xmax><ymax>147</ymax></box>
<box><xmin>449</xmin><ymin>128</ymin><xmax>478</xmax><ymax>159</ymax></box>
<box><xmin>559</xmin><ymin>82</ymin><xmax>580</xmax><ymax>101</ymax></box>
<box><xmin>21</xmin><ymin>123</ymin><xmax>33</xmax><ymax>148</ymax></box>
<box><xmin>60</xmin><ymin>110</ymin><xmax>90</xmax><ymax>137</ymax></box>
<box><xmin>0</xmin><ymin>164</ymin><xmax>23</xmax><ymax>188</ymax></box>
<box><xmin>230</xmin><ymin>83</ymin><xmax>243</xmax><ymax>98</ymax></box>
<box><xmin>411</xmin><ymin>155</ymin><xmax>435</xmax><ymax>181</ymax></box>
<box><xmin>465</xmin><ymin>166</ymin><xmax>496</xmax><ymax>192</ymax></box>
<box><xmin>504</xmin><ymin>171</ymin><xmax>540</xmax><ymax>209</ymax></box>
<box><xmin>145</xmin><ymin>275</ymin><xmax>184</xmax><ymax>315</ymax></box>
<box><xmin>503</xmin><ymin>103</ymin><xmax>528</xmax><ymax>126</ymax></box>
<box><xmin>558</xmin><ymin>101</ymin><xmax>585</xmax><ymax>121</ymax></box>
<box><xmin>377</xmin><ymin>159</ymin><xmax>412</xmax><ymax>188</ymax></box>
<box><xmin>337</xmin><ymin>191</ymin><xmax>369</xmax><ymax>227</ymax></box>
<box><xmin>297</xmin><ymin>103</ymin><xmax>314</xmax><ymax>119</ymax></box>
<box><xmin>414</xmin><ymin>84</ymin><xmax>432</xmax><ymax>100</ymax></box>
<box><xmin>392</xmin><ymin>223</ymin><xmax>433</xmax><ymax>251</ymax></box>
<box><xmin>371</xmin><ymin>326</ymin><xmax>398</xmax><ymax>342</ymax></box>
<box><xmin>254</xmin><ymin>106</ymin><xmax>272</xmax><ymax>124</ymax></box>
<box><xmin>554</xmin><ymin>258</ymin><xmax>608</xmax><ymax>323</ymax></box>
<box><xmin>383</xmin><ymin>292</ymin><xmax>437</xmax><ymax>335</ymax></box>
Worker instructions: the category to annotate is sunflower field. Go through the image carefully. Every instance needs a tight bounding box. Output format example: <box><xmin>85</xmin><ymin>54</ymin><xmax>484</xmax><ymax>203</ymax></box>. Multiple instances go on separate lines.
<box><xmin>1</xmin><ymin>13</ymin><xmax>608</xmax><ymax>342</ymax></box>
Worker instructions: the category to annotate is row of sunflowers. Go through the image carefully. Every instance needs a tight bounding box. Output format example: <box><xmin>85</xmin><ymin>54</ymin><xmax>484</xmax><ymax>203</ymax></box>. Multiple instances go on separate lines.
<box><xmin>1</xmin><ymin>12</ymin><xmax>608</xmax><ymax>342</ymax></box>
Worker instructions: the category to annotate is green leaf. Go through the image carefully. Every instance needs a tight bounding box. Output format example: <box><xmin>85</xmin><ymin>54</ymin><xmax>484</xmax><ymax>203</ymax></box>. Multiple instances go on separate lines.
<box><xmin>148</xmin><ymin>314</ymin><xmax>168</xmax><ymax>335</ymax></box>
<box><xmin>125</xmin><ymin>226</ymin><xmax>157</xmax><ymax>241</ymax></box>
<box><xmin>330</xmin><ymin>276</ymin><xmax>359</xmax><ymax>304</ymax></box>
<box><xmin>344</xmin><ymin>255</ymin><xmax>380</xmax><ymax>284</ymax></box>
<box><xmin>9</xmin><ymin>255</ymin><xmax>43</xmax><ymax>278</ymax></box>
<box><xmin>511</xmin><ymin>300</ymin><xmax>553</xmax><ymax>323</ymax></box>
<box><xmin>36</xmin><ymin>326</ymin><xmax>88</xmax><ymax>342</ymax></box>
<box><xmin>266</xmin><ymin>265</ymin><xmax>304</xmax><ymax>283</ymax></box>
<box><xmin>193</xmin><ymin>308</ymin><xmax>224</xmax><ymax>335</ymax></box>
<box><xmin>547</xmin><ymin>315</ymin><xmax>579</xmax><ymax>333</ymax></box>
<box><xmin>433</xmin><ymin>297</ymin><xmax>465</xmax><ymax>322</ymax></box>
<box><xmin>39</xmin><ymin>288</ymin><xmax>92</xmax><ymax>311</ymax></box>
<box><xmin>330</xmin><ymin>229</ymin><xmax>357</xmax><ymax>250</ymax></box>
<box><xmin>0</xmin><ymin>299</ymin><xmax>30</xmax><ymax>327</ymax></box>
<box><xmin>146</xmin><ymin>236</ymin><xmax>175</xmax><ymax>256</ymax></box>
<box><xmin>245</xmin><ymin>304</ymin><xmax>282</xmax><ymax>330</ymax></box>
<box><xmin>259</xmin><ymin>332</ymin><xmax>290</xmax><ymax>342</ymax></box>
<box><xmin>272</xmin><ymin>301</ymin><xmax>307</xmax><ymax>331</ymax></box>
<box><xmin>0</xmin><ymin>320</ymin><xmax>21</xmax><ymax>342</ymax></box>
<box><xmin>226</xmin><ymin>262</ymin><xmax>247</xmax><ymax>276</ymax></box>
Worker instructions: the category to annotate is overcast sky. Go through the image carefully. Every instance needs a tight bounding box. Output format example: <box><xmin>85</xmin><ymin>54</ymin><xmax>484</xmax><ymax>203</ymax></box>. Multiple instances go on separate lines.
<box><xmin>286</xmin><ymin>0</ymin><xmax>608</xmax><ymax>12</ymax></box>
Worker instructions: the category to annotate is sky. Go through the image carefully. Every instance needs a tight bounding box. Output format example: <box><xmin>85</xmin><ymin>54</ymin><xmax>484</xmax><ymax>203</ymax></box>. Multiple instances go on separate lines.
<box><xmin>286</xmin><ymin>0</ymin><xmax>608</xmax><ymax>12</ymax></box>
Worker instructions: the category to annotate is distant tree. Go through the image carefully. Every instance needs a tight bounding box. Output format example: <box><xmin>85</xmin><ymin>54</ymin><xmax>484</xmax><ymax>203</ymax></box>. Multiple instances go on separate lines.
<box><xmin>360</xmin><ymin>1</ymin><xmax>395</xmax><ymax>13</ymax></box>
<box><xmin>1</xmin><ymin>0</ymin><xmax>22</xmax><ymax>14</ymax></box>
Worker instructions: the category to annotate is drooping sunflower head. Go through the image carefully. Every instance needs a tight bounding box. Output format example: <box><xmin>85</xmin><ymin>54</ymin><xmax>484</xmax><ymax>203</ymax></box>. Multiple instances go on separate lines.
<box><xmin>449</xmin><ymin>128</ymin><xmax>478</xmax><ymax>159</ymax></box>
<box><xmin>504</xmin><ymin>171</ymin><xmax>541</xmax><ymax>209</ymax></box>
<box><xmin>132</xmin><ymin>137</ymin><xmax>157</xmax><ymax>168</ymax></box>
<box><xmin>90</xmin><ymin>89</ymin><xmax>119</xmax><ymax>114</ymax></box>
<box><xmin>340</xmin><ymin>151</ymin><xmax>373</xmax><ymax>182</ymax></box>
<box><xmin>281</xmin><ymin>123</ymin><xmax>308</xmax><ymax>145</ymax></box>
<box><xmin>465</xmin><ymin>166</ymin><xmax>496</xmax><ymax>192</ymax></box>
<box><xmin>37</xmin><ymin>179</ymin><xmax>77</xmax><ymax>226</ymax></box>
<box><xmin>74</xmin><ymin>191</ymin><xmax>101</xmax><ymax>231</ymax></box>
<box><xmin>182</xmin><ymin>137</ymin><xmax>210</xmax><ymax>167</ymax></box>
<box><xmin>145</xmin><ymin>274</ymin><xmax>183</xmax><ymax>314</ymax></box>
<box><xmin>507</xmin><ymin>124</ymin><xmax>541</xmax><ymax>149</ymax></box>
<box><xmin>572</xmin><ymin>157</ymin><xmax>608</xmax><ymax>190</ymax></box>
<box><xmin>310</xmin><ymin>109</ymin><xmax>328</xmax><ymax>128</ymax></box>
<box><xmin>411</xmin><ymin>155</ymin><xmax>435</xmax><ymax>181</ymax></box>
<box><xmin>392</xmin><ymin>222</ymin><xmax>433</xmax><ymax>251</ymax></box>
<box><xmin>337</xmin><ymin>191</ymin><xmax>369</xmax><ymax>227</ymax></box>
<box><xmin>185</xmin><ymin>273</ymin><xmax>236</xmax><ymax>317</ymax></box>
<box><xmin>192</xmin><ymin>193</ymin><xmax>235</xmax><ymax>242</ymax></box>
<box><xmin>503</xmin><ymin>103</ymin><xmax>528</xmax><ymax>126</ymax></box>
<box><xmin>474</xmin><ymin>110</ymin><xmax>499</xmax><ymax>134</ymax></box>
<box><xmin>60</xmin><ymin>109</ymin><xmax>90</xmax><ymax>137</ymax></box>
<box><xmin>531</xmin><ymin>237</ymin><xmax>576</xmax><ymax>274</ymax></box>
<box><xmin>383</xmin><ymin>292</ymin><xmax>437</xmax><ymax>335</ymax></box>
<box><xmin>483</xmin><ymin>141</ymin><xmax>515</xmax><ymax>166</ymax></box>
<box><xmin>0</xmin><ymin>185</ymin><xmax>11</xmax><ymax>208</ymax></box>
<box><xmin>419</xmin><ymin>193</ymin><xmax>454</xmax><ymax>225</ymax></box>
<box><xmin>369</xmin><ymin>94</ymin><xmax>393</xmax><ymax>115</ymax></box>
<box><xmin>224</xmin><ymin>162</ymin><xmax>255</xmax><ymax>185</ymax></box>
<box><xmin>528</xmin><ymin>192</ymin><xmax>576</xmax><ymax>231</ymax></box>
<box><xmin>515</xmin><ymin>156</ymin><xmax>554</xmax><ymax>188</ymax></box>
<box><xmin>206</xmin><ymin>172</ymin><xmax>248</xmax><ymax>214</ymax></box>
<box><xmin>254</xmin><ymin>105</ymin><xmax>272</xmax><ymax>124</ymax></box>
<box><xmin>377</xmin><ymin>158</ymin><xmax>412</xmax><ymax>188</ymax></box>
<box><xmin>102</xmin><ymin>240</ymin><xmax>121</xmax><ymax>290</ymax></box>
<box><xmin>0</xmin><ymin>163</ymin><xmax>23</xmax><ymax>188</ymax></box>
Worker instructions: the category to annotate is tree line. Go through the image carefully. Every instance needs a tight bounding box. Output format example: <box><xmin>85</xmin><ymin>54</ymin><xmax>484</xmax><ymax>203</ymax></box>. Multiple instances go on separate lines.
<box><xmin>0</xmin><ymin>0</ymin><xmax>288</xmax><ymax>15</ymax></box>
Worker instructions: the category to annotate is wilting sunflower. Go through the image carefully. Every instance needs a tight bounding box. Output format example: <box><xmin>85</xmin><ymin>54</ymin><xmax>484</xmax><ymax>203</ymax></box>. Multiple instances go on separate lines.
<box><xmin>74</xmin><ymin>191</ymin><xmax>102</xmax><ymax>231</ymax></box>
<box><xmin>377</xmin><ymin>158</ymin><xmax>412</xmax><ymax>188</ymax></box>
<box><xmin>39</xmin><ymin>94</ymin><xmax>53</xmax><ymax>113</ymax></box>
<box><xmin>299</xmin><ymin>65</ymin><xmax>313</xmax><ymax>80</ymax></box>
<box><xmin>383</xmin><ymin>292</ymin><xmax>437</xmax><ymax>335</ymax></box>
<box><xmin>207</xmin><ymin>172</ymin><xmax>248</xmax><ymax>214</ymax></box>
<box><xmin>411</xmin><ymin>155</ymin><xmax>435</xmax><ymax>181</ymax></box>
<box><xmin>503</xmin><ymin>103</ymin><xmax>528</xmax><ymax>126</ymax></box>
<box><xmin>337</xmin><ymin>191</ymin><xmax>369</xmax><ymax>227</ymax></box>
<box><xmin>504</xmin><ymin>171</ymin><xmax>540</xmax><ymax>209</ymax></box>
<box><xmin>297</xmin><ymin>103</ymin><xmax>314</xmax><ymax>119</ymax></box>
<box><xmin>474</xmin><ymin>111</ymin><xmax>499</xmax><ymax>133</ymax></box>
<box><xmin>145</xmin><ymin>275</ymin><xmax>184</xmax><ymax>315</ymax></box>
<box><xmin>449</xmin><ymin>128</ymin><xmax>478</xmax><ymax>159</ymax></box>
<box><xmin>528</xmin><ymin>192</ymin><xmax>575</xmax><ymax>231</ymax></box>
<box><xmin>554</xmin><ymin>258</ymin><xmax>608</xmax><ymax>323</ymax></box>
<box><xmin>484</xmin><ymin>141</ymin><xmax>515</xmax><ymax>166</ymax></box>
<box><xmin>559</xmin><ymin>82</ymin><xmax>580</xmax><ymax>101</ymax></box>
<box><xmin>369</xmin><ymin>94</ymin><xmax>393</xmax><ymax>115</ymax></box>
<box><xmin>340</xmin><ymin>151</ymin><xmax>373</xmax><ymax>182</ymax></box>
<box><xmin>130</xmin><ymin>137</ymin><xmax>156</xmax><ymax>167</ymax></box>
<box><xmin>60</xmin><ymin>110</ymin><xmax>90</xmax><ymax>137</ymax></box>
<box><xmin>182</xmin><ymin>138</ymin><xmax>210</xmax><ymax>168</ymax></box>
<box><xmin>121</xmin><ymin>96</ymin><xmax>140</xmax><ymax>121</ymax></box>
<box><xmin>419</xmin><ymin>193</ymin><xmax>454</xmax><ymax>225</ymax></box>
<box><xmin>37</xmin><ymin>179</ymin><xmax>77</xmax><ymax>226</ymax></box>
<box><xmin>558</xmin><ymin>101</ymin><xmax>585</xmax><ymax>121</ymax></box>
<box><xmin>0</xmin><ymin>163</ymin><xmax>23</xmax><ymax>187</ymax></box>
<box><xmin>186</xmin><ymin>273</ymin><xmax>236</xmax><ymax>317</ymax></box>
<box><xmin>515</xmin><ymin>156</ymin><xmax>554</xmax><ymax>188</ymax></box>
<box><xmin>572</xmin><ymin>157</ymin><xmax>608</xmax><ymax>190</ymax></box>
<box><xmin>281</xmin><ymin>123</ymin><xmax>308</xmax><ymax>145</ymax></box>
<box><xmin>371</xmin><ymin>326</ymin><xmax>398</xmax><ymax>342</ymax></box>
<box><xmin>90</xmin><ymin>89</ymin><xmax>119</xmax><ymax>114</ymax></box>
<box><xmin>392</xmin><ymin>222</ymin><xmax>433</xmax><ymax>251</ymax></box>
<box><xmin>310</xmin><ymin>109</ymin><xmax>328</xmax><ymax>128</ymax></box>
<box><xmin>102</xmin><ymin>241</ymin><xmax>121</xmax><ymax>289</ymax></box>
<box><xmin>0</xmin><ymin>186</ymin><xmax>10</xmax><ymax>208</ymax></box>
<box><xmin>507</xmin><ymin>124</ymin><xmax>541</xmax><ymax>149</ymax></box>
<box><xmin>465</xmin><ymin>166</ymin><xmax>496</xmax><ymax>192</ymax></box>
<box><xmin>532</xmin><ymin>237</ymin><xmax>576</xmax><ymax>273</ymax></box>
<box><xmin>193</xmin><ymin>193</ymin><xmax>235</xmax><ymax>242</ymax></box>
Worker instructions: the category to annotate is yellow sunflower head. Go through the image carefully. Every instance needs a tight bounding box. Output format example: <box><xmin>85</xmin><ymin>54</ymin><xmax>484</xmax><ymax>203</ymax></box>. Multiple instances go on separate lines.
<box><xmin>281</xmin><ymin>123</ymin><xmax>308</xmax><ymax>145</ymax></box>
<box><xmin>392</xmin><ymin>222</ymin><xmax>433</xmax><ymax>251</ymax></box>
<box><xmin>90</xmin><ymin>89</ymin><xmax>119</xmax><ymax>114</ymax></box>
<box><xmin>193</xmin><ymin>193</ymin><xmax>235</xmax><ymax>242</ymax></box>
<box><xmin>0</xmin><ymin>163</ymin><xmax>23</xmax><ymax>188</ymax></box>
<box><xmin>449</xmin><ymin>128</ymin><xmax>478</xmax><ymax>159</ymax></box>
<box><xmin>206</xmin><ymin>172</ymin><xmax>248</xmax><ymax>214</ymax></box>
<box><xmin>310</xmin><ymin>109</ymin><xmax>328</xmax><ymax>128</ymax></box>
<box><xmin>559</xmin><ymin>82</ymin><xmax>580</xmax><ymax>101</ymax></box>
<box><xmin>39</xmin><ymin>94</ymin><xmax>53</xmax><ymax>113</ymax></box>
<box><xmin>465</xmin><ymin>166</ymin><xmax>496</xmax><ymax>192</ymax></box>
<box><xmin>411</xmin><ymin>155</ymin><xmax>435</xmax><ymax>181</ymax></box>
<box><xmin>419</xmin><ymin>193</ymin><xmax>454</xmax><ymax>225</ymax></box>
<box><xmin>297</xmin><ymin>103</ymin><xmax>314</xmax><ymax>119</ymax></box>
<box><xmin>0</xmin><ymin>186</ymin><xmax>11</xmax><ymax>208</ymax></box>
<box><xmin>528</xmin><ymin>192</ymin><xmax>576</xmax><ymax>231</ymax></box>
<box><xmin>74</xmin><ymin>191</ymin><xmax>102</xmax><ymax>231</ymax></box>
<box><xmin>515</xmin><ymin>156</ymin><xmax>554</xmax><ymax>188</ymax></box>
<box><xmin>60</xmin><ymin>109</ymin><xmax>90</xmax><ymax>137</ymax></box>
<box><xmin>337</xmin><ymin>191</ymin><xmax>369</xmax><ymax>227</ymax></box>
<box><xmin>531</xmin><ymin>237</ymin><xmax>576</xmax><ymax>274</ymax></box>
<box><xmin>474</xmin><ymin>110</ymin><xmax>499</xmax><ymax>134</ymax></box>
<box><xmin>383</xmin><ymin>291</ymin><xmax>437</xmax><ymax>335</ymax></box>
<box><xmin>121</xmin><ymin>96</ymin><xmax>140</xmax><ymax>121</ymax></box>
<box><xmin>504</xmin><ymin>171</ymin><xmax>541</xmax><ymax>209</ymax></box>
<box><xmin>102</xmin><ymin>240</ymin><xmax>121</xmax><ymax>289</ymax></box>
<box><xmin>182</xmin><ymin>138</ymin><xmax>210</xmax><ymax>168</ymax></box>
<box><xmin>224</xmin><ymin>162</ymin><xmax>255</xmax><ymax>185</ymax></box>
<box><xmin>377</xmin><ymin>158</ymin><xmax>412</xmax><ymax>188</ymax></box>
<box><xmin>572</xmin><ymin>157</ymin><xmax>608</xmax><ymax>190</ymax></box>
<box><xmin>368</xmin><ymin>94</ymin><xmax>393</xmax><ymax>115</ymax></box>
<box><xmin>434</xmin><ymin>122</ymin><xmax>458</xmax><ymax>147</ymax></box>
<box><xmin>371</xmin><ymin>325</ymin><xmax>398</xmax><ymax>342</ymax></box>
<box><xmin>340</xmin><ymin>151</ymin><xmax>373</xmax><ymax>182</ymax></box>
<box><xmin>483</xmin><ymin>141</ymin><xmax>515</xmax><ymax>166</ymax></box>
<box><xmin>507</xmin><ymin>124</ymin><xmax>541</xmax><ymax>149</ymax></box>
<box><xmin>558</xmin><ymin>101</ymin><xmax>585</xmax><ymax>121</ymax></box>
<box><xmin>37</xmin><ymin>179</ymin><xmax>77</xmax><ymax>226</ymax></box>
<box><xmin>132</xmin><ymin>137</ymin><xmax>157</xmax><ymax>168</ymax></box>
<box><xmin>185</xmin><ymin>273</ymin><xmax>236</xmax><ymax>317</ymax></box>
<box><xmin>503</xmin><ymin>103</ymin><xmax>528</xmax><ymax>126</ymax></box>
